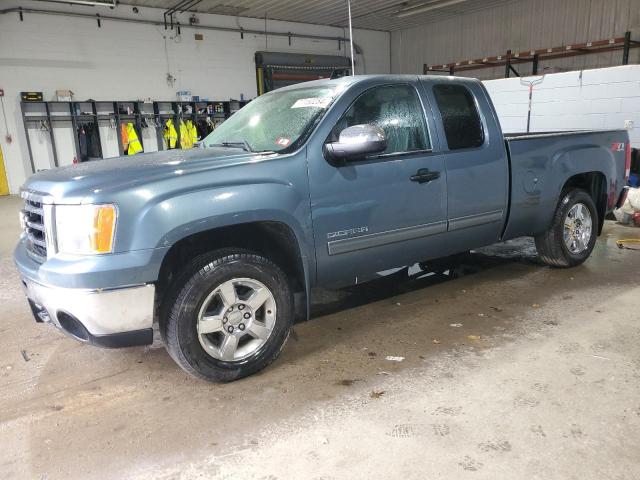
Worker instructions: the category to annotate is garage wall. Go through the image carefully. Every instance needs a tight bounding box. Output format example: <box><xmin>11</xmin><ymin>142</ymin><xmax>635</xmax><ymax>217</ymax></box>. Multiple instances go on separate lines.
<box><xmin>391</xmin><ymin>0</ymin><xmax>640</xmax><ymax>78</ymax></box>
<box><xmin>0</xmin><ymin>1</ymin><xmax>390</xmax><ymax>194</ymax></box>
<box><xmin>483</xmin><ymin>65</ymin><xmax>640</xmax><ymax>147</ymax></box>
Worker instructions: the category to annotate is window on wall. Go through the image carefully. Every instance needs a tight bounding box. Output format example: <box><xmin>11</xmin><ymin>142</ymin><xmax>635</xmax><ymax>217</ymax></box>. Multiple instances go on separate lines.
<box><xmin>433</xmin><ymin>84</ymin><xmax>484</xmax><ymax>150</ymax></box>
<box><xmin>330</xmin><ymin>84</ymin><xmax>430</xmax><ymax>155</ymax></box>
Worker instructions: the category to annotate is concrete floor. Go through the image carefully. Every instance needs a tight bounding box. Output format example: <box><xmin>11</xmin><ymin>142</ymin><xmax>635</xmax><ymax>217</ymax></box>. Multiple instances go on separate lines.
<box><xmin>1</xmin><ymin>193</ymin><xmax>640</xmax><ymax>480</ymax></box>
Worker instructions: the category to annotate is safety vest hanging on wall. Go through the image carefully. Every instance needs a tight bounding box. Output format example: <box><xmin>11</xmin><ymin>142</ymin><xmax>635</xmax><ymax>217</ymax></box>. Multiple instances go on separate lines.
<box><xmin>179</xmin><ymin>119</ymin><xmax>192</xmax><ymax>149</ymax></box>
<box><xmin>126</xmin><ymin>123</ymin><xmax>143</xmax><ymax>155</ymax></box>
<box><xmin>120</xmin><ymin>123</ymin><xmax>129</xmax><ymax>151</ymax></box>
<box><xmin>164</xmin><ymin>119</ymin><xmax>177</xmax><ymax>149</ymax></box>
<box><xmin>187</xmin><ymin>120</ymin><xmax>198</xmax><ymax>146</ymax></box>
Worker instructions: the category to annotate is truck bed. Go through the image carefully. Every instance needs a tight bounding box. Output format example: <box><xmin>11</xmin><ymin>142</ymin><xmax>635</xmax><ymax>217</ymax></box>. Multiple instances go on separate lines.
<box><xmin>501</xmin><ymin>128</ymin><xmax>628</xmax><ymax>241</ymax></box>
<box><xmin>504</xmin><ymin>130</ymin><xmax>610</xmax><ymax>139</ymax></box>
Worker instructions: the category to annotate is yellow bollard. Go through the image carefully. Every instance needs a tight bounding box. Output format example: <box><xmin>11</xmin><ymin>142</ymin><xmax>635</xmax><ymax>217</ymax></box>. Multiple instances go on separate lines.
<box><xmin>0</xmin><ymin>145</ymin><xmax>8</xmax><ymax>196</ymax></box>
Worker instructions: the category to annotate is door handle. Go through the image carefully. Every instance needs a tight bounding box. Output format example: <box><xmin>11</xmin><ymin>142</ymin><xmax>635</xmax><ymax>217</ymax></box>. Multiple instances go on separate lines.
<box><xmin>410</xmin><ymin>168</ymin><xmax>440</xmax><ymax>184</ymax></box>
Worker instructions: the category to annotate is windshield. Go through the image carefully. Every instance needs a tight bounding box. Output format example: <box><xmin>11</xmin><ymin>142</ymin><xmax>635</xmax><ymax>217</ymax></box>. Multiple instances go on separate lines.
<box><xmin>203</xmin><ymin>85</ymin><xmax>340</xmax><ymax>153</ymax></box>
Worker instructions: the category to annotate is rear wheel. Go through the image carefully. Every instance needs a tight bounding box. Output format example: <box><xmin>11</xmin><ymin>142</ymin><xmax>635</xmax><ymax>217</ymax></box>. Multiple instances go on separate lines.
<box><xmin>535</xmin><ymin>188</ymin><xmax>597</xmax><ymax>267</ymax></box>
<box><xmin>160</xmin><ymin>249</ymin><xmax>293</xmax><ymax>382</ymax></box>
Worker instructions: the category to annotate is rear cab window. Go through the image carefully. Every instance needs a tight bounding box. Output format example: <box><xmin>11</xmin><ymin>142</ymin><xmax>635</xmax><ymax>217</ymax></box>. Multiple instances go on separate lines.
<box><xmin>433</xmin><ymin>84</ymin><xmax>484</xmax><ymax>150</ymax></box>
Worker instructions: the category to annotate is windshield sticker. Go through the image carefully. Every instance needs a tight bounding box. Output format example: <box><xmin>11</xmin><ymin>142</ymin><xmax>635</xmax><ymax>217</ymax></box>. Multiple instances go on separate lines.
<box><xmin>291</xmin><ymin>97</ymin><xmax>332</xmax><ymax>109</ymax></box>
<box><xmin>275</xmin><ymin>137</ymin><xmax>291</xmax><ymax>147</ymax></box>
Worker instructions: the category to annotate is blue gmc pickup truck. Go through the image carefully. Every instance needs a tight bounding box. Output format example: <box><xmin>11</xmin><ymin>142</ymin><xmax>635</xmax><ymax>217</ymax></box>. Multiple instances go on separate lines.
<box><xmin>15</xmin><ymin>75</ymin><xmax>631</xmax><ymax>382</ymax></box>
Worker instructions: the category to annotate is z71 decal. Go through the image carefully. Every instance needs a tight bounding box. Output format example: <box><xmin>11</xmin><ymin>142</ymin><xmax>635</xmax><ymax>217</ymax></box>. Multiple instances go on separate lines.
<box><xmin>611</xmin><ymin>142</ymin><xmax>625</xmax><ymax>152</ymax></box>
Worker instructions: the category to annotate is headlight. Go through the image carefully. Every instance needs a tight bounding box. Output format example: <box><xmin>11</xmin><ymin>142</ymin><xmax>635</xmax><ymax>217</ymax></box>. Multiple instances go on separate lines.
<box><xmin>55</xmin><ymin>204</ymin><xmax>117</xmax><ymax>255</ymax></box>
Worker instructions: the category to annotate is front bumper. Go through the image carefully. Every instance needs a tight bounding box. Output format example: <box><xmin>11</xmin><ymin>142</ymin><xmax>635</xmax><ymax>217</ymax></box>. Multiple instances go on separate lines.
<box><xmin>20</xmin><ymin>277</ymin><xmax>155</xmax><ymax>348</ymax></box>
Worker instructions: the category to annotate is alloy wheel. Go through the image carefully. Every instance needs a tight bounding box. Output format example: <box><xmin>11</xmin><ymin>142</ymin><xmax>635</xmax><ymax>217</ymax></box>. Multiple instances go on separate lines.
<box><xmin>196</xmin><ymin>278</ymin><xmax>277</xmax><ymax>362</ymax></box>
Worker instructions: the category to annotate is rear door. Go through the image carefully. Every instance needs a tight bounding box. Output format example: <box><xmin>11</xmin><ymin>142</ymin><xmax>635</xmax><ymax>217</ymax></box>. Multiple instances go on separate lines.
<box><xmin>424</xmin><ymin>80</ymin><xmax>509</xmax><ymax>246</ymax></box>
<box><xmin>307</xmin><ymin>80</ymin><xmax>448</xmax><ymax>286</ymax></box>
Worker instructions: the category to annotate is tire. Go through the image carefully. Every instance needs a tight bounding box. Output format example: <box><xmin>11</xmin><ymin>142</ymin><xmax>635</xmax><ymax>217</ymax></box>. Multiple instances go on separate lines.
<box><xmin>535</xmin><ymin>188</ymin><xmax>598</xmax><ymax>268</ymax></box>
<box><xmin>160</xmin><ymin>249</ymin><xmax>293</xmax><ymax>382</ymax></box>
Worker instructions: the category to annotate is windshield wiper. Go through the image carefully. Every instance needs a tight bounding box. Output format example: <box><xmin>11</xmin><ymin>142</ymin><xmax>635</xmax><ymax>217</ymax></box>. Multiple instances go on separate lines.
<box><xmin>209</xmin><ymin>140</ymin><xmax>253</xmax><ymax>152</ymax></box>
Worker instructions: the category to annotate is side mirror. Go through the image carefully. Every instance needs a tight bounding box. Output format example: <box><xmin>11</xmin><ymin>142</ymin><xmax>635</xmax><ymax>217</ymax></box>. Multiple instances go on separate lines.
<box><xmin>324</xmin><ymin>124</ymin><xmax>387</xmax><ymax>162</ymax></box>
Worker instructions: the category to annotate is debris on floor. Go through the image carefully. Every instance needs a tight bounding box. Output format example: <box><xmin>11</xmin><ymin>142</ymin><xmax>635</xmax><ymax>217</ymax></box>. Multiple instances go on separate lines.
<box><xmin>385</xmin><ymin>356</ymin><xmax>405</xmax><ymax>362</ymax></box>
<box><xmin>370</xmin><ymin>389</ymin><xmax>386</xmax><ymax>399</ymax></box>
<box><xmin>450</xmin><ymin>323</ymin><xmax>463</xmax><ymax>328</ymax></box>
<box><xmin>337</xmin><ymin>379</ymin><xmax>359</xmax><ymax>386</ymax></box>
<box><xmin>20</xmin><ymin>350</ymin><xmax>29</xmax><ymax>362</ymax></box>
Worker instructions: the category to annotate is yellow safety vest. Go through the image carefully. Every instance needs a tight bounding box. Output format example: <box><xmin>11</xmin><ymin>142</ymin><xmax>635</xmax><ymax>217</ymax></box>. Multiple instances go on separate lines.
<box><xmin>164</xmin><ymin>119</ymin><xmax>177</xmax><ymax>149</ymax></box>
<box><xmin>179</xmin><ymin>120</ymin><xmax>192</xmax><ymax>149</ymax></box>
<box><xmin>187</xmin><ymin>120</ymin><xmax>198</xmax><ymax>145</ymax></box>
<box><xmin>126</xmin><ymin>123</ymin><xmax>143</xmax><ymax>155</ymax></box>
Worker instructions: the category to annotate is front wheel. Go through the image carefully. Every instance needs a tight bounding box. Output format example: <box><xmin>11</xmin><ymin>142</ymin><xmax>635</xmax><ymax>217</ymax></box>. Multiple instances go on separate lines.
<box><xmin>160</xmin><ymin>250</ymin><xmax>293</xmax><ymax>382</ymax></box>
<box><xmin>535</xmin><ymin>188</ymin><xmax>598</xmax><ymax>267</ymax></box>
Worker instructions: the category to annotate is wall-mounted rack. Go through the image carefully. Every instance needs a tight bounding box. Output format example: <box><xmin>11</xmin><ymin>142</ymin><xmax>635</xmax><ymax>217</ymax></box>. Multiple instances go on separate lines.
<box><xmin>20</xmin><ymin>98</ymin><xmax>250</xmax><ymax>173</ymax></box>
<box><xmin>424</xmin><ymin>31</ymin><xmax>640</xmax><ymax>78</ymax></box>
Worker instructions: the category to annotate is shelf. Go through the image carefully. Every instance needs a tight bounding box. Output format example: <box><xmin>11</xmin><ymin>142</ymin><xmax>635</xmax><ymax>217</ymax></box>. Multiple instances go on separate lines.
<box><xmin>424</xmin><ymin>31</ymin><xmax>640</xmax><ymax>77</ymax></box>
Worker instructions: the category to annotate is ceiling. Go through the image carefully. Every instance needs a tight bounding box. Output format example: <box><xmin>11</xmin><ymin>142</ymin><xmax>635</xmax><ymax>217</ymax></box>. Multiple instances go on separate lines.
<box><xmin>116</xmin><ymin>0</ymin><xmax>512</xmax><ymax>31</ymax></box>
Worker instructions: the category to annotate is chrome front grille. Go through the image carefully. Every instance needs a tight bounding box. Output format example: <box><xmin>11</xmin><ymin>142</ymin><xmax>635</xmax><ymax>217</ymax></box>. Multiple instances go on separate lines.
<box><xmin>20</xmin><ymin>191</ymin><xmax>52</xmax><ymax>262</ymax></box>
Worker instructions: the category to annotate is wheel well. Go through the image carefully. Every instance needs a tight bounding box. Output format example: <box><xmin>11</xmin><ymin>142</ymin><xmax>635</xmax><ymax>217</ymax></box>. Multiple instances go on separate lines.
<box><xmin>561</xmin><ymin>171</ymin><xmax>607</xmax><ymax>234</ymax></box>
<box><xmin>155</xmin><ymin>221</ymin><xmax>306</xmax><ymax>321</ymax></box>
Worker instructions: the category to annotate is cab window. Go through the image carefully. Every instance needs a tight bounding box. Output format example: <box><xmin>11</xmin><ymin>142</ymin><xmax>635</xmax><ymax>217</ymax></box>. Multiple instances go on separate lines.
<box><xmin>330</xmin><ymin>84</ymin><xmax>430</xmax><ymax>155</ymax></box>
<box><xmin>433</xmin><ymin>84</ymin><xmax>484</xmax><ymax>150</ymax></box>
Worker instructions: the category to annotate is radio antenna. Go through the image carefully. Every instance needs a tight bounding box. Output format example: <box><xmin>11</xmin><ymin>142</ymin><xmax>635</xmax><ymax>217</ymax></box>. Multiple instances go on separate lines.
<box><xmin>347</xmin><ymin>0</ymin><xmax>355</xmax><ymax>75</ymax></box>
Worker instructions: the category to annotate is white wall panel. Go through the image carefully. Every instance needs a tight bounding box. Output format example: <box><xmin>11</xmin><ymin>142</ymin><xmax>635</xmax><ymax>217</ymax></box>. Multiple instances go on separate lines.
<box><xmin>484</xmin><ymin>65</ymin><xmax>640</xmax><ymax>147</ymax></box>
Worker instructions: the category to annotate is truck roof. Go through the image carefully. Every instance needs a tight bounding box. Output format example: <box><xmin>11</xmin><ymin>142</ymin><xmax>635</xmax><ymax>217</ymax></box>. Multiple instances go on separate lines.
<box><xmin>276</xmin><ymin>74</ymin><xmax>482</xmax><ymax>92</ymax></box>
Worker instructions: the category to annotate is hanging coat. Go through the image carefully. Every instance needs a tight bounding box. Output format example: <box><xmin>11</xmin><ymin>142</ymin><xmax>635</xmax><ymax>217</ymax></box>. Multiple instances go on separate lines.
<box><xmin>87</xmin><ymin>122</ymin><xmax>102</xmax><ymax>158</ymax></box>
<box><xmin>187</xmin><ymin>120</ymin><xmax>198</xmax><ymax>145</ymax></box>
<box><xmin>77</xmin><ymin>126</ymin><xmax>89</xmax><ymax>162</ymax></box>
<box><xmin>164</xmin><ymin>119</ymin><xmax>177</xmax><ymax>149</ymax></box>
<box><xmin>196</xmin><ymin>120</ymin><xmax>209</xmax><ymax>139</ymax></box>
<box><xmin>120</xmin><ymin>123</ymin><xmax>129</xmax><ymax>152</ymax></box>
<box><xmin>126</xmin><ymin>123</ymin><xmax>143</xmax><ymax>155</ymax></box>
<box><xmin>179</xmin><ymin>120</ymin><xmax>192</xmax><ymax>149</ymax></box>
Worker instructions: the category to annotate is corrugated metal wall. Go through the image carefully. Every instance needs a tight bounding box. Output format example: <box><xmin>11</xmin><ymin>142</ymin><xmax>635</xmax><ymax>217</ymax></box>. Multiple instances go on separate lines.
<box><xmin>391</xmin><ymin>0</ymin><xmax>640</xmax><ymax>79</ymax></box>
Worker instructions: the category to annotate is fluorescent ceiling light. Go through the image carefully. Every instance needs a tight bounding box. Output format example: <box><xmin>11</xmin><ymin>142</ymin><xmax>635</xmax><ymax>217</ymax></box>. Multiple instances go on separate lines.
<box><xmin>396</xmin><ymin>0</ymin><xmax>468</xmax><ymax>18</ymax></box>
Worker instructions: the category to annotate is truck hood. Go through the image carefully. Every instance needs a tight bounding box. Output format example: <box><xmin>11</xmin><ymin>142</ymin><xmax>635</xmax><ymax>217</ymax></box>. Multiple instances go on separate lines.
<box><xmin>22</xmin><ymin>148</ymin><xmax>278</xmax><ymax>204</ymax></box>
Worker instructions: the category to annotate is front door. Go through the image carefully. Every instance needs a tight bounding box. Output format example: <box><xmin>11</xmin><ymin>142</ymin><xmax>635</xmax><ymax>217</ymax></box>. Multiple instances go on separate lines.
<box><xmin>308</xmin><ymin>82</ymin><xmax>448</xmax><ymax>286</ymax></box>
